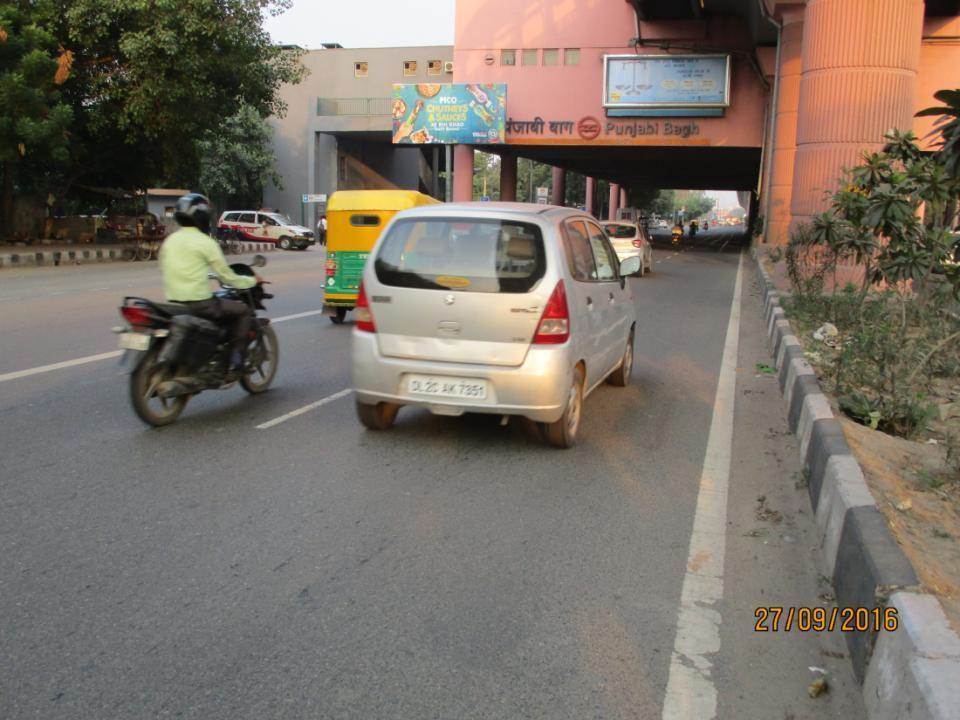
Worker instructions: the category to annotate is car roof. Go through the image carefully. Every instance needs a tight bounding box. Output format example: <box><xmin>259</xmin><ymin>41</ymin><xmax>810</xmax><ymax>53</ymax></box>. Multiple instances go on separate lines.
<box><xmin>402</xmin><ymin>201</ymin><xmax>588</xmax><ymax>220</ymax></box>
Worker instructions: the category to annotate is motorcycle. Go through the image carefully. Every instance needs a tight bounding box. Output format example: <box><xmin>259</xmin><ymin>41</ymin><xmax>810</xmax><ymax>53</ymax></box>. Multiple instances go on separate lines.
<box><xmin>114</xmin><ymin>254</ymin><xmax>278</xmax><ymax>427</ymax></box>
<box><xmin>671</xmin><ymin>225</ymin><xmax>683</xmax><ymax>245</ymax></box>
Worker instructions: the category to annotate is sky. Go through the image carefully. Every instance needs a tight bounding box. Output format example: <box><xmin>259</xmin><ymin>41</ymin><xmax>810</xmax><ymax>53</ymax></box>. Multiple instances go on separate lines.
<box><xmin>264</xmin><ymin>0</ymin><xmax>456</xmax><ymax>49</ymax></box>
<box><xmin>706</xmin><ymin>190</ymin><xmax>740</xmax><ymax>210</ymax></box>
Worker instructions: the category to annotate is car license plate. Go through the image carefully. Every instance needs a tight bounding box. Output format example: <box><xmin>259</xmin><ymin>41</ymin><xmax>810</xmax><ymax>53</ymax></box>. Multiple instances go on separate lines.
<box><xmin>118</xmin><ymin>332</ymin><xmax>151</xmax><ymax>351</ymax></box>
<box><xmin>406</xmin><ymin>374</ymin><xmax>488</xmax><ymax>400</ymax></box>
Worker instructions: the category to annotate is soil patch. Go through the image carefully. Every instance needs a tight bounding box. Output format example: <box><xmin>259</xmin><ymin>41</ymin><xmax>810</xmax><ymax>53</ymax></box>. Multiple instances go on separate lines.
<box><xmin>840</xmin><ymin>418</ymin><xmax>960</xmax><ymax>634</ymax></box>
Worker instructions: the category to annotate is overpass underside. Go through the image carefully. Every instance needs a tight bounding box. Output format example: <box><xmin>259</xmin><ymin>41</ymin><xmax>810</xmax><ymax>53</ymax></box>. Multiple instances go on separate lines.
<box><xmin>487</xmin><ymin>145</ymin><xmax>762</xmax><ymax>192</ymax></box>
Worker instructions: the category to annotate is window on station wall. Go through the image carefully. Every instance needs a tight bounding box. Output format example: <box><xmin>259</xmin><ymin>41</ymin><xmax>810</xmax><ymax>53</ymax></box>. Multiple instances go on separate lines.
<box><xmin>521</xmin><ymin>49</ymin><xmax>538</xmax><ymax>66</ymax></box>
<box><xmin>354</xmin><ymin>61</ymin><xmax>368</xmax><ymax>77</ymax></box>
<box><xmin>403</xmin><ymin>60</ymin><xmax>417</xmax><ymax>76</ymax></box>
<box><xmin>427</xmin><ymin>59</ymin><xmax>443</xmax><ymax>75</ymax></box>
<box><xmin>564</xmin><ymin>48</ymin><xmax>580</xmax><ymax>66</ymax></box>
<box><xmin>500</xmin><ymin>49</ymin><xmax>516</xmax><ymax>66</ymax></box>
<box><xmin>542</xmin><ymin>49</ymin><xmax>559</xmax><ymax>66</ymax></box>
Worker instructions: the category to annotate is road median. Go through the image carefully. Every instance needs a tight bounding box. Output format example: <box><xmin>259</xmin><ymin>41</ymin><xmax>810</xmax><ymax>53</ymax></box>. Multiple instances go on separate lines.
<box><xmin>751</xmin><ymin>246</ymin><xmax>960</xmax><ymax>720</ymax></box>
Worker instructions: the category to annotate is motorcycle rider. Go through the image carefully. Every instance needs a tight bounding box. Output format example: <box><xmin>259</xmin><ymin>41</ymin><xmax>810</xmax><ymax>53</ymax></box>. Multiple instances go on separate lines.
<box><xmin>159</xmin><ymin>193</ymin><xmax>260</xmax><ymax>378</ymax></box>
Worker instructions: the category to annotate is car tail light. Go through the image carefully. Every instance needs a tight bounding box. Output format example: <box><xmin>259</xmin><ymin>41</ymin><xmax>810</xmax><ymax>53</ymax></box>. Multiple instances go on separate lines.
<box><xmin>325</xmin><ymin>256</ymin><xmax>337</xmax><ymax>277</ymax></box>
<box><xmin>533</xmin><ymin>280</ymin><xmax>569</xmax><ymax>344</ymax></box>
<box><xmin>355</xmin><ymin>282</ymin><xmax>376</xmax><ymax>333</ymax></box>
<box><xmin>633</xmin><ymin>239</ymin><xmax>642</xmax><ymax>248</ymax></box>
<box><xmin>120</xmin><ymin>306</ymin><xmax>151</xmax><ymax>328</ymax></box>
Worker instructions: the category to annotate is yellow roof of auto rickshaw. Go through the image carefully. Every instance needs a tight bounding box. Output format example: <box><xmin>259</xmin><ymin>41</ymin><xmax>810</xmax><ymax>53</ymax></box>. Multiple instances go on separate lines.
<box><xmin>326</xmin><ymin>190</ymin><xmax>441</xmax><ymax>212</ymax></box>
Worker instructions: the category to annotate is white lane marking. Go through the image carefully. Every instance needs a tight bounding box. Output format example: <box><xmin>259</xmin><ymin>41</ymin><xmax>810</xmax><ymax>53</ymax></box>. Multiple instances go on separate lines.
<box><xmin>661</xmin><ymin>251</ymin><xmax>743</xmax><ymax>720</ymax></box>
<box><xmin>272</xmin><ymin>308</ymin><xmax>325</xmax><ymax>323</ymax></box>
<box><xmin>0</xmin><ymin>351</ymin><xmax>123</xmax><ymax>384</ymax></box>
<box><xmin>256</xmin><ymin>388</ymin><xmax>352</xmax><ymax>430</ymax></box>
<box><xmin>0</xmin><ymin>308</ymin><xmax>327</xmax><ymax>384</ymax></box>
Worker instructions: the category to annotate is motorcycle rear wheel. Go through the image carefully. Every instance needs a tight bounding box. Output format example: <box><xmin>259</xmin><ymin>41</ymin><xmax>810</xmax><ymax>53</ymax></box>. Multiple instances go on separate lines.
<box><xmin>130</xmin><ymin>346</ymin><xmax>189</xmax><ymax>427</ymax></box>
<box><xmin>241</xmin><ymin>324</ymin><xmax>279</xmax><ymax>394</ymax></box>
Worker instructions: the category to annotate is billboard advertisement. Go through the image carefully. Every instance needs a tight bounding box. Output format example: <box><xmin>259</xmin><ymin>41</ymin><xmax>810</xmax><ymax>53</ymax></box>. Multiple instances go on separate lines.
<box><xmin>392</xmin><ymin>83</ymin><xmax>507</xmax><ymax>144</ymax></box>
<box><xmin>603</xmin><ymin>55</ymin><xmax>730</xmax><ymax>108</ymax></box>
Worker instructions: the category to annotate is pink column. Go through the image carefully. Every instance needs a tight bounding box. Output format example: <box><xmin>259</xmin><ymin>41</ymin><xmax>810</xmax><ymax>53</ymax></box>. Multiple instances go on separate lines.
<box><xmin>453</xmin><ymin>145</ymin><xmax>474</xmax><ymax>202</ymax></box>
<box><xmin>551</xmin><ymin>166</ymin><xmax>566</xmax><ymax>206</ymax></box>
<box><xmin>608</xmin><ymin>183</ymin><xmax>620</xmax><ymax>221</ymax></box>
<box><xmin>790</xmin><ymin>0</ymin><xmax>923</xmax><ymax>231</ymax></box>
<box><xmin>619</xmin><ymin>187</ymin><xmax>628</xmax><ymax>209</ymax></box>
<box><xmin>765</xmin><ymin>7</ymin><xmax>804</xmax><ymax>245</ymax></box>
<box><xmin>499</xmin><ymin>154</ymin><xmax>517</xmax><ymax>202</ymax></box>
<box><xmin>585</xmin><ymin>177</ymin><xmax>596</xmax><ymax>215</ymax></box>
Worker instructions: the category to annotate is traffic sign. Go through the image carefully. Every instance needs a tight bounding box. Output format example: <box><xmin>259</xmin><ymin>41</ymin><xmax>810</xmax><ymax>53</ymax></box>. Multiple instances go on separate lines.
<box><xmin>302</xmin><ymin>194</ymin><xmax>327</xmax><ymax>204</ymax></box>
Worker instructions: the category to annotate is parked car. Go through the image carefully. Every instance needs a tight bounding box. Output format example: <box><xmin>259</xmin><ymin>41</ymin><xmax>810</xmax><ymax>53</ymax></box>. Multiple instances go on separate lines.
<box><xmin>350</xmin><ymin>202</ymin><xmax>642</xmax><ymax>448</ymax></box>
<box><xmin>601</xmin><ymin>221</ymin><xmax>653</xmax><ymax>276</ymax></box>
<box><xmin>217</xmin><ymin>210</ymin><xmax>314</xmax><ymax>250</ymax></box>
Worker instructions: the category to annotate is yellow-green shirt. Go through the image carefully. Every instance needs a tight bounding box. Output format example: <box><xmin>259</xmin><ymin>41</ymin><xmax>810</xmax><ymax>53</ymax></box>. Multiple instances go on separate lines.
<box><xmin>159</xmin><ymin>227</ymin><xmax>257</xmax><ymax>301</ymax></box>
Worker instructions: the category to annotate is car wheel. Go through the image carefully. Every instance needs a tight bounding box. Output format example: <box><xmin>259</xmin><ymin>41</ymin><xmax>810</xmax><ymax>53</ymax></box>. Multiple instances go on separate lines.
<box><xmin>356</xmin><ymin>399</ymin><xmax>400</xmax><ymax>430</ymax></box>
<box><xmin>278</xmin><ymin>236</ymin><xmax>292</xmax><ymax>250</ymax></box>
<box><xmin>607</xmin><ymin>330</ymin><xmax>634</xmax><ymax>387</ymax></box>
<box><xmin>543</xmin><ymin>364</ymin><xmax>584</xmax><ymax>449</ymax></box>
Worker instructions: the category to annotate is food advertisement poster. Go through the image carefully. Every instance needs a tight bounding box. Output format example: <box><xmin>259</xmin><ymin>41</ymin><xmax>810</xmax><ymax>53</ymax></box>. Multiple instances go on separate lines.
<box><xmin>603</xmin><ymin>55</ymin><xmax>730</xmax><ymax>108</ymax></box>
<box><xmin>392</xmin><ymin>83</ymin><xmax>507</xmax><ymax>144</ymax></box>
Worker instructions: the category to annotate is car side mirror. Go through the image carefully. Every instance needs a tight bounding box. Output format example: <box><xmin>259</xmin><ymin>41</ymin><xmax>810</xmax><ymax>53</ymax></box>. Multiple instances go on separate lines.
<box><xmin>251</xmin><ymin>254</ymin><xmax>267</xmax><ymax>268</ymax></box>
<box><xmin>619</xmin><ymin>255</ymin><xmax>642</xmax><ymax>277</ymax></box>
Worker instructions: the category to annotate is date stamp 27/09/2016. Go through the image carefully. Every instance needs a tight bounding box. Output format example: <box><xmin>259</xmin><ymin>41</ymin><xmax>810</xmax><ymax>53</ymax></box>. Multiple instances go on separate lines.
<box><xmin>754</xmin><ymin>606</ymin><xmax>899</xmax><ymax>633</ymax></box>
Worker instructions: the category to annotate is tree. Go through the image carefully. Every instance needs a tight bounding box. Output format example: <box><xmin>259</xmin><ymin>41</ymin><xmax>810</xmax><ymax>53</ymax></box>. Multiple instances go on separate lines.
<box><xmin>198</xmin><ymin>104</ymin><xmax>280</xmax><ymax>210</ymax></box>
<box><xmin>0</xmin><ymin>1</ymin><xmax>74</xmax><ymax>236</ymax></box>
<box><xmin>12</xmin><ymin>0</ymin><xmax>304</xmax><ymax>220</ymax></box>
<box><xmin>472</xmin><ymin>151</ymin><xmax>500</xmax><ymax>200</ymax></box>
<box><xmin>516</xmin><ymin>158</ymin><xmax>552</xmax><ymax>203</ymax></box>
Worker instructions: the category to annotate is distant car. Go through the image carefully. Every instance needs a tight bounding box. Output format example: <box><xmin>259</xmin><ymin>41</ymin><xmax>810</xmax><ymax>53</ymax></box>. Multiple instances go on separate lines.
<box><xmin>351</xmin><ymin>202</ymin><xmax>642</xmax><ymax>448</ymax></box>
<box><xmin>217</xmin><ymin>210</ymin><xmax>314</xmax><ymax>250</ymax></box>
<box><xmin>657</xmin><ymin>219</ymin><xmax>669</xmax><ymax>229</ymax></box>
<box><xmin>601</xmin><ymin>221</ymin><xmax>653</xmax><ymax>276</ymax></box>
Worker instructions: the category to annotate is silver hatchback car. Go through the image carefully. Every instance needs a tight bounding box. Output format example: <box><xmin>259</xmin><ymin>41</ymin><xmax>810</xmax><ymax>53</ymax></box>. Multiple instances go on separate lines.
<box><xmin>350</xmin><ymin>203</ymin><xmax>641</xmax><ymax>447</ymax></box>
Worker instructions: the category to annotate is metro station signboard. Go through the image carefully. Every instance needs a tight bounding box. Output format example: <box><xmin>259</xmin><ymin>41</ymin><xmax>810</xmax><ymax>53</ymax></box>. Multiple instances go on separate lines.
<box><xmin>602</xmin><ymin>55</ymin><xmax>731</xmax><ymax>110</ymax></box>
<box><xmin>392</xmin><ymin>83</ymin><xmax>507</xmax><ymax>145</ymax></box>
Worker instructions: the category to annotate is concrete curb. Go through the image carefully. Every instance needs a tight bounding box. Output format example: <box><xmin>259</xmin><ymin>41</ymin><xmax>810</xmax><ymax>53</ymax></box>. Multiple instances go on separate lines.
<box><xmin>0</xmin><ymin>242</ymin><xmax>276</xmax><ymax>269</ymax></box>
<box><xmin>750</xmin><ymin>247</ymin><xmax>960</xmax><ymax>718</ymax></box>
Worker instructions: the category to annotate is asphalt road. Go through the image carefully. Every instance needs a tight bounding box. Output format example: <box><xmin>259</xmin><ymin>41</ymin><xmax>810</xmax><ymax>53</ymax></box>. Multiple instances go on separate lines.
<box><xmin>0</xmin><ymin>233</ymin><xmax>866</xmax><ymax>719</ymax></box>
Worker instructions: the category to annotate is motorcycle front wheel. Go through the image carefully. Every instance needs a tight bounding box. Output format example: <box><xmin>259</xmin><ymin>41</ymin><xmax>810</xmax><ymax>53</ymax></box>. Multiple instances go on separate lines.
<box><xmin>130</xmin><ymin>346</ymin><xmax>189</xmax><ymax>427</ymax></box>
<box><xmin>241</xmin><ymin>324</ymin><xmax>279</xmax><ymax>394</ymax></box>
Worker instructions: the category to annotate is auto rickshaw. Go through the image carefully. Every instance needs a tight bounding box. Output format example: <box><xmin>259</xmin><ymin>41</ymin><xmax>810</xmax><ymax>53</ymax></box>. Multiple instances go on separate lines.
<box><xmin>323</xmin><ymin>190</ymin><xmax>441</xmax><ymax>324</ymax></box>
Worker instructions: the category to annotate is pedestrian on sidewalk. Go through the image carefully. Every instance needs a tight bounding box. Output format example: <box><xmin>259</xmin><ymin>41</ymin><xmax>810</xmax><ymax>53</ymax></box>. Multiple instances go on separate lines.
<box><xmin>317</xmin><ymin>214</ymin><xmax>327</xmax><ymax>246</ymax></box>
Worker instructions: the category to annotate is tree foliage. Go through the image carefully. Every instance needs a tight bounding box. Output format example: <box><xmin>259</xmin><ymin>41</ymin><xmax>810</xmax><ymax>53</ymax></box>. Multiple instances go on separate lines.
<box><xmin>199</xmin><ymin>104</ymin><xmax>280</xmax><ymax>210</ymax></box>
<box><xmin>1</xmin><ymin>0</ymin><xmax>304</xmax><ymax>235</ymax></box>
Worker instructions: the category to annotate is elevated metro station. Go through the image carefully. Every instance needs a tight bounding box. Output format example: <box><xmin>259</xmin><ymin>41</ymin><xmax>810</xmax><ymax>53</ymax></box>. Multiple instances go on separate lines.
<box><xmin>448</xmin><ymin>0</ymin><xmax>960</xmax><ymax>242</ymax></box>
<box><xmin>267</xmin><ymin>0</ymin><xmax>960</xmax><ymax>245</ymax></box>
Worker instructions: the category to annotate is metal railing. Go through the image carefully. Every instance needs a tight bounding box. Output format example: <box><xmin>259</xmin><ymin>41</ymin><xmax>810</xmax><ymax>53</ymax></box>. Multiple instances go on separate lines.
<box><xmin>317</xmin><ymin>97</ymin><xmax>393</xmax><ymax>116</ymax></box>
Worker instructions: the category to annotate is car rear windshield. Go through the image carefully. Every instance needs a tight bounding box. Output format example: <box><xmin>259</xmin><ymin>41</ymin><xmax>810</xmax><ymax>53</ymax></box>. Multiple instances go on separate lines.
<box><xmin>374</xmin><ymin>218</ymin><xmax>546</xmax><ymax>293</ymax></box>
<box><xmin>603</xmin><ymin>224</ymin><xmax>636</xmax><ymax>239</ymax></box>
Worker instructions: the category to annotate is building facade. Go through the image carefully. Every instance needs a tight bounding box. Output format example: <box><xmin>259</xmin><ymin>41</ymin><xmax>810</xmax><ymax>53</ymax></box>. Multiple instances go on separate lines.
<box><xmin>264</xmin><ymin>45</ymin><xmax>453</xmax><ymax>229</ymax></box>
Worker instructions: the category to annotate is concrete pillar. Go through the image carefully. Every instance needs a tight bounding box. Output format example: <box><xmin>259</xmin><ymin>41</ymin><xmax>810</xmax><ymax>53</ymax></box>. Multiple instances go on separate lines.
<box><xmin>500</xmin><ymin>154</ymin><xmax>517</xmax><ymax>202</ymax></box>
<box><xmin>608</xmin><ymin>183</ymin><xmax>620</xmax><ymax>221</ymax></box>
<box><xmin>585</xmin><ymin>177</ymin><xmax>596</xmax><ymax>216</ymax></box>
<box><xmin>765</xmin><ymin>7</ymin><xmax>804</xmax><ymax>245</ymax></box>
<box><xmin>453</xmin><ymin>145</ymin><xmax>474</xmax><ymax>202</ymax></box>
<box><xmin>790</xmin><ymin>0</ymin><xmax>924</xmax><ymax>231</ymax></box>
<box><xmin>620</xmin><ymin>187</ymin><xmax>628</xmax><ymax>210</ymax></box>
<box><xmin>551</xmin><ymin>166</ymin><xmax>566</xmax><ymax>206</ymax></box>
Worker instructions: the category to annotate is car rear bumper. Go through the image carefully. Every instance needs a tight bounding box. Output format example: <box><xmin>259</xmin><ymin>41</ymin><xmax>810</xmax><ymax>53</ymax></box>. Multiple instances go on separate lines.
<box><xmin>350</xmin><ymin>330</ymin><xmax>572</xmax><ymax>423</ymax></box>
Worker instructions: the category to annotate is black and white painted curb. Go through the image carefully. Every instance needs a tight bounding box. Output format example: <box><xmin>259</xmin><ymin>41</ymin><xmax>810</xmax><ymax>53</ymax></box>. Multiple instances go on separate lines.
<box><xmin>0</xmin><ymin>242</ymin><xmax>276</xmax><ymax>269</ymax></box>
<box><xmin>752</xmin><ymin>248</ymin><xmax>960</xmax><ymax>720</ymax></box>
